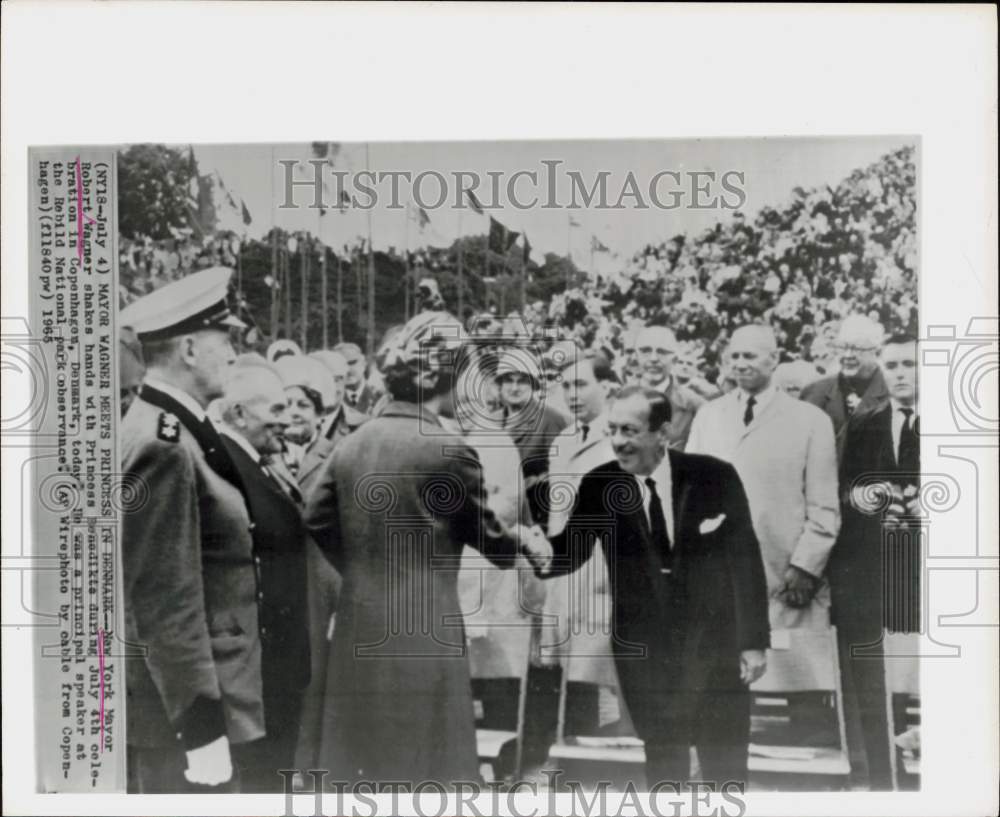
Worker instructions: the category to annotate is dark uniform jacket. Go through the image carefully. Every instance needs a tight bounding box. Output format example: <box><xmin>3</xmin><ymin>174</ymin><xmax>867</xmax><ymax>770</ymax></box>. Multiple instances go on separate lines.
<box><xmin>121</xmin><ymin>384</ymin><xmax>264</xmax><ymax>750</ymax></box>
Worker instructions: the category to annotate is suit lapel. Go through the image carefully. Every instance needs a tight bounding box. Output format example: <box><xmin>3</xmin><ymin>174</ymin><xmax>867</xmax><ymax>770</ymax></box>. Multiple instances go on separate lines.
<box><xmin>876</xmin><ymin>403</ymin><xmax>896</xmax><ymax>467</ymax></box>
<box><xmin>826</xmin><ymin>381</ymin><xmax>847</xmax><ymax>430</ymax></box>
<box><xmin>298</xmin><ymin>438</ymin><xmax>332</xmax><ymax>485</ymax></box>
<box><xmin>861</xmin><ymin>368</ymin><xmax>890</xmax><ymax>413</ymax></box>
<box><xmin>603</xmin><ymin>463</ymin><xmax>666</xmax><ymax>580</ymax></box>
<box><xmin>668</xmin><ymin>450</ymin><xmax>694</xmax><ymax>567</ymax></box>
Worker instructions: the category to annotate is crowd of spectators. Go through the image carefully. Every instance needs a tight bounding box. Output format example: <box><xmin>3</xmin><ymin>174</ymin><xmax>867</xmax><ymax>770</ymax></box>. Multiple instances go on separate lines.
<box><xmin>119</xmin><ymin>145</ymin><xmax>917</xmax><ymax>387</ymax></box>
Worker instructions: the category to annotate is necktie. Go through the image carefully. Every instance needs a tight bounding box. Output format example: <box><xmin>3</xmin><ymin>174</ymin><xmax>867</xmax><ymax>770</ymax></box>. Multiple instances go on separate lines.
<box><xmin>743</xmin><ymin>395</ymin><xmax>757</xmax><ymax>426</ymax></box>
<box><xmin>645</xmin><ymin>477</ymin><xmax>672</xmax><ymax>558</ymax></box>
<box><xmin>897</xmin><ymin>408</ymin><xmax>919</xmax><ymax>473</ymax></box>
<box><xmin>580</xmin><ymin>423</ymin><xmax>590</xmax><ymax>443</ymax></box>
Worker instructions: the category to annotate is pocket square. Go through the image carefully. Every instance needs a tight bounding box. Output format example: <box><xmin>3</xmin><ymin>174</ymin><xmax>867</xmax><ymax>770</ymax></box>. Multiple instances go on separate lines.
<box><xmin>699</xmin><ymin>514</ymin><xmax>726</xmax><ymax>534</ymax></box>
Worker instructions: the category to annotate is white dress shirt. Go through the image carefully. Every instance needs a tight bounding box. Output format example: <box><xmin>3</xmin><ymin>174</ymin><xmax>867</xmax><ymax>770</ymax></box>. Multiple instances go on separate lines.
<box><xmin>635</xmin><ymin>454</ymin><xmax>675</xmax><ymax>542</ymax></box>
<box><xmin>142</xmin><ymin>376</ymin><xmax>207</xmax><ymax>423</ymax></box>
<box><xmin>889</xmin><ymin>398</ymin><xmax>918</xmax><ymax>464</ymax></box>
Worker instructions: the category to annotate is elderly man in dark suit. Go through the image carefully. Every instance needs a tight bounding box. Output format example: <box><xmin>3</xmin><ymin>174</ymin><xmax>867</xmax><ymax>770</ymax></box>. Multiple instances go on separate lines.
<box><xmin>541</xmin><ymin>385</ymin><xmax>770</xmax><ymax>787</ymax></box>
<box><xmin>830</xmin><ymin>333</ymin><xmax>921</xmax><ymax>790</ymax></box>
<box><xmin>305</xmin><ymin>311</ymin><xmax>549</xmax><ymax>786</ymax></box>
<box><xmin>801</xmin><ymin>314</ymin><xmax>889</xmax><ymax>460</ymax></box>
<box><xmin>215</xmin><ymin>365</ymin><xmax>311</xmax><ymax>792</ymax></box>
<box><xmin>120</xmin><ymin>267</ymin><xmax>263</xmax><ymax>792</ymax></box>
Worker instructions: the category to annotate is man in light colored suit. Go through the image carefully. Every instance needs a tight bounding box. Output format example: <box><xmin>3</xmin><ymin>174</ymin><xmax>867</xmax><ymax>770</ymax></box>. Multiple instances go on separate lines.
<box><xmin>687</xmin><ymin>324</ymin><xmax>840</xmax><ymax>630</ymax></box>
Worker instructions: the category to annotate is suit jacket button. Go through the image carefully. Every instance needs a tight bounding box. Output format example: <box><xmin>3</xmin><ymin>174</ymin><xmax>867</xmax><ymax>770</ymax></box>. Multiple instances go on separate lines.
<box><xmin>249</xmin><ymin>523</ymin><xmax>256</xmax><ymax>532</ymax></box>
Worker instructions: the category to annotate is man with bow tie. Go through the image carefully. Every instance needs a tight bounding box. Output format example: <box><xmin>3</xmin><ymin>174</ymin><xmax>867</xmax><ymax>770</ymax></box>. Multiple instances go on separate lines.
<box><xmin>687</xmin><ymin>325</ymin><xmax>840</xmax><ymax>631</ymax></box>
<box><xmin>539</xmin><ymin>385</ymin><xmax>770</xmax><ymax>787</ymax></box>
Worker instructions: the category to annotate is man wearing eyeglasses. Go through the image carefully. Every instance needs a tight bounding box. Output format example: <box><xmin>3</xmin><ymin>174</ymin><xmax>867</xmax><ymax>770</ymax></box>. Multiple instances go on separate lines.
<box><xmin>634</xmin><ymin>324</ymin><xmax>705</xmax><ymax>450</ymax></box>
<box><xmin>801</xmin><ymin>315</ymin><xmax>889</xmax><ymax>460</ymax></box>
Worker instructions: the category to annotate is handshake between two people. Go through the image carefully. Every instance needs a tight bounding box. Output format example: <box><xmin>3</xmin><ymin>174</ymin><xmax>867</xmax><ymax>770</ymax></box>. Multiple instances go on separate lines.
<box><xmin>513</xmin><ymin>524</ymin><xmax>554</xmax><ymax>576</ymax></box>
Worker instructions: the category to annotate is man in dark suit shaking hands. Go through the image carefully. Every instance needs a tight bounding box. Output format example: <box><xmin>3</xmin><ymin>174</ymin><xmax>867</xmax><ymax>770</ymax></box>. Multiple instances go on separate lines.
<box><xmin>538</xmin><ymin>385</ymin><xmax>770</xmax><ymax>787</ymax></box>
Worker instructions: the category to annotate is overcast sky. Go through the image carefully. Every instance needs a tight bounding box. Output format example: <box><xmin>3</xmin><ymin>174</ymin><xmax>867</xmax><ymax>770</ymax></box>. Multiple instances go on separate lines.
<box><xmin>194</xmin><ymin>136</ymin><xmax>913</xmax><ymax>261</ymax></box>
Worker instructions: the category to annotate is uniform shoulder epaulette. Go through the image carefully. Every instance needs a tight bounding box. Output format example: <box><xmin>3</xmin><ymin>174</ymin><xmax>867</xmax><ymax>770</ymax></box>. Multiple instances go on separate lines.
<box><xmin>157</xmin><ymin>411</ymin><xmax>182</xmax><ymax>443</ymax></box>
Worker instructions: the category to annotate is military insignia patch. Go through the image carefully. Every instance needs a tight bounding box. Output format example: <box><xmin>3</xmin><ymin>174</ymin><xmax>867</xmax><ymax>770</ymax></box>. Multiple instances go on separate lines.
<box><xmin>157</xmin><ymin>412</ymin><xmax>181</xmax><ymax>442</ymax></box>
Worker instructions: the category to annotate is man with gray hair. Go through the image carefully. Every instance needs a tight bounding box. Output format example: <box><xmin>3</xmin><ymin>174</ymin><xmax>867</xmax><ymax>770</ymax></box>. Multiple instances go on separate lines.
<box><xmin>215</xmin><ymin>365</ymin><xmax>311</xmax><ymax>792</ymax></box>
<box><xmin>687</xmin><ymin>324</ymin><xmax>840</xmax><ymax>631</ymax></box>
<box><xmin>801</xmin><ymin>314</ymin><xmax>889</xmax><ymax>459</ymax></box>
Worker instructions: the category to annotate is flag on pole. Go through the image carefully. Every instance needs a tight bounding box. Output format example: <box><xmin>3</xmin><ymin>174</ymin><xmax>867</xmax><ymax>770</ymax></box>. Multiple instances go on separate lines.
<box><xmin>241</xmin><ymin>199</ymin><xmax>253</xmax><ymax>226</ymax></box>
<box><xmin>522</xmin><ymin>234</ymin><xmax>532</xmax><ymax>266</ymax></box>
<box><xmin>591</xmin><ymin>235</ymin><xmax>610</xmax><ymax>253</ymax></box>
<box><xmin>489</xmin><ymin>217</ymin><xmax>520</xmax><ymax>254</ymax></box>
<box><xmin>216</xmin><ymin>172</ymin><xmax>238</xmax><ymax>209</ymax></box>
<box><xmin>569</xmin><ymin>215</ymin><xmax>582</xmax><ymax>228</ymax></box>
<box><xmin>465</xmin><ymin>190</ymin><xmax>485</xmax><ymax>215</ymax></box>
<box><xmin>411</xmin><ymin>203</ymin><xmax>431</xmax><ymax>229</ymax></box>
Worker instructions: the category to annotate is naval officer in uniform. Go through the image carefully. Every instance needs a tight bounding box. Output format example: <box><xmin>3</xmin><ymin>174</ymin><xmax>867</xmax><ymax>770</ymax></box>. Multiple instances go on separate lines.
<box><xmin>120</xmin><ymin>266</ymin><xmax>264</xmax><ymax>792</ymax></box>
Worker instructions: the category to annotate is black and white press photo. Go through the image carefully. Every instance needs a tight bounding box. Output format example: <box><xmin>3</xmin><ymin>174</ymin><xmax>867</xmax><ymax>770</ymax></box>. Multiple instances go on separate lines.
<box><xmin>30</xmin><ymin>136</ymin><xmax>925</xmax><ymax>797</ymax></box>
<box><xmin>4</xmin><ymin>8</ymin><xmax>996</xmax><ymax>817</ymax></box>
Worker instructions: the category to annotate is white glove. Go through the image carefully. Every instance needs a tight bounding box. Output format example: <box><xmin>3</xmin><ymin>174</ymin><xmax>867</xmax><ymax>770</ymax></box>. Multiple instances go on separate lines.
<box><xmin>183</xmin><ymin>734</ymin><xmax>233</xmax><ymax>786</ymax></box>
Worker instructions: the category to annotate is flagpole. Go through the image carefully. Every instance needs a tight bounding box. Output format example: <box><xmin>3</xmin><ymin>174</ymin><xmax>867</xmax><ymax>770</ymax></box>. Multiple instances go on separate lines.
<box><xmin>317</xmin><ymin>201</ymin><xmax>327</xmax><ymax>349</ymax></box>
<box><xmin>456</xmin><ymin>209</ymin><xmax>464</xmax><ymax>322</ymax></box>
<box><xmin>566</xmin><ymin>213</ymin><xmax>573</xmax><ymax>291</ymax></box>
<box><xmin>519</xmin><ymin>244</ymin><xmax>526</xmax><ymax>313</ymax></box>
<box><xmin>365</xmin><ymin>143</ymin><xmax>376</xmax><ymax>358</ymax></box>
<box><xmin>283</xmin><ymin>241</ymin><xmax>292</xmax><ymax>340</ymax></box>
<box><xmin>336</xmin><ymin>248</ymin><xmax>344</xmax><ymax>344</ymax></box>
<box><xmin>354</xmin><ymin>242</ymin><xmax>362</xmax><ymax>334</ymax></box>
<box><xmin>269</xmin><ymin>145</ymin><xmax>278</xmax><ymax>340</ymax></box>
<box><xmin>404</xmin><ymin>205</ymin><xmax>411</xmax><ymax>320</ymax></box>
<box><xmin>320</xmin><ymin>242</ymin><xmax>328</xmax><ymax>349</ymax></box>
<box><xmin>301</xmin><ymin>234</ymin><xmax>309</xmax><ymax>351</ymax></box>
